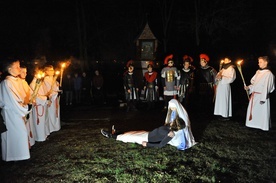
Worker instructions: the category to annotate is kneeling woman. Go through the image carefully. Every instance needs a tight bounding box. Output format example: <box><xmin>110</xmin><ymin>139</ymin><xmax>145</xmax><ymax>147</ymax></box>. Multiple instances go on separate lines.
<box><xmin>101</xmin><ymin>99</ymin><xmax>196</xmax><ymax>150</ymax></box>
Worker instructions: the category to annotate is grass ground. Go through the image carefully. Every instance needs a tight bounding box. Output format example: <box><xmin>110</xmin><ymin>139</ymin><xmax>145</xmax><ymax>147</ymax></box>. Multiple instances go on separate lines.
<box><xmin>0</xmin><ymin>104</ymin><xmax>275</xmax><ymax>183</ymax></box>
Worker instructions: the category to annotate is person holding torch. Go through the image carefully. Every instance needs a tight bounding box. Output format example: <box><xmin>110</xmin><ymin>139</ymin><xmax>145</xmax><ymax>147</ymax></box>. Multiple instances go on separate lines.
<box><xmin>42</xmin><ymin>64</ymin><xmax>61</xmax><ymax>133</ymax></box>
<box><xmin>214</xmin><ymin>57</ymin><xmax>236</xmax><ymax>121</ymax></box>
<box><xmin>30</xmin><ymin>69</ymin><xmax>49</xmax><ymax>142</ymax></box>
<box><xmin>244</xmin><ymin>56</ymin><xmax>275</xmax><ymax>131</ymax></box>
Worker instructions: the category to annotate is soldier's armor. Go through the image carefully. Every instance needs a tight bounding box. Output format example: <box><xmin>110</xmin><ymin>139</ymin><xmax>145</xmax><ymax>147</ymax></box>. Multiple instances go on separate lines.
<box><xmin>166</xmin><ymin>70</ymin><xmax>175</xmax><ymax>82</ymax></box>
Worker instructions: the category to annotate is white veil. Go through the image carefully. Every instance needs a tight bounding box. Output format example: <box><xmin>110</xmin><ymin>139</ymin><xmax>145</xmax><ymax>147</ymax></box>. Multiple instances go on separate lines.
<box><xmin>166</xmin><ymin>99</ymin><xmax>196</xmax><ymax>150</ymax></box>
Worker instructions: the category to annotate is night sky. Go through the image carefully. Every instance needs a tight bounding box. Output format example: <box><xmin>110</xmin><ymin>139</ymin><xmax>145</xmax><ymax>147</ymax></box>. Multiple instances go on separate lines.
<box><xmin>1</xmin><ymin>0</ymin><xmax>276</xmax><ymax>64</ymax></box>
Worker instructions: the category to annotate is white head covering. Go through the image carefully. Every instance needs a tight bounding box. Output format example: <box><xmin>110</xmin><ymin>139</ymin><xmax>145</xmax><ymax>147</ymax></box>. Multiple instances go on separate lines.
<box><xmin>166</xmin><ymin>99</ymin><xmax>196</xmax><ymax>150</ymax></box>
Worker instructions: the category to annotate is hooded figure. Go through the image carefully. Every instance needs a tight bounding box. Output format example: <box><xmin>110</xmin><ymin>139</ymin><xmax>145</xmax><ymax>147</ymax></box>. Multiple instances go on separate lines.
<box><xmin>165</xmin><ymin>99</ymin><xmax>196</xmax><ymax>149</ymax></box>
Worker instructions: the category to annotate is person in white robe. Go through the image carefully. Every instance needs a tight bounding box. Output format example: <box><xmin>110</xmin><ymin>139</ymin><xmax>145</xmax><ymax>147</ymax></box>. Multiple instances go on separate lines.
<box><xmin>19</xmin><ymin>65</ymin><xmax>36</xmax><ymax>147</ymax></box>
<box><xmin>0</xmin><ymin>59</ymin><xmax>30</xmax><ymax>161</ymax></box>
<box><xmin>101</xmin><ymin>99</ymin><xmax>196</xmax><ymax>150</ymax></box>
<box><xmin>214</xmin><ymin>58</ymin><xmax>236</xmax><ymax>120</ymax></box>
<box><xmin>244</xmin><ymin>56</ymin><xmax>275</xmax><ymax>131</ymax></box>
<box><xmin>30</xmin><ymin>73</ymin><xmax>50</xmax><ymax>142</ymax></box>
<box><xmin>42</xmin><ymin>65</ymin><xmax>61</xmax><ymax>133</ymax></box>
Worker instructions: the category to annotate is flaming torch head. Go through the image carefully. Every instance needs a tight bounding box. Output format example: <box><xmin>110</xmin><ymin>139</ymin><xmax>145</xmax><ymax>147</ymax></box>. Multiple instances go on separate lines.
<box><xmin>237</xmin><ymin>60</ymin><xmax>243</xmax><ymax>66</ymax></box>
<box><xmin>61</xmin><ymin>63</ymin><xmax>66</xmax><ymax>69</ymax></box>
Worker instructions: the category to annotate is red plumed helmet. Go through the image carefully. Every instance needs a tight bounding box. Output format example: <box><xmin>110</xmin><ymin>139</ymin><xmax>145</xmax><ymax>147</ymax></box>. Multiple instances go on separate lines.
<box><xmin>147</xmin><ymin>61</ymin><xmax>154</xmax><ymax>68</ymax></box>
<box><xmin>183</xmin><ymin>55</ymin><xmax>193</xmax><ymax>63</ymax></box>
<box><xmin>199</xmin><ymin>54</ymin><xmax>210</xmax><ymax>62</ymax></box>
<box><xmin>164</xmin><ymin>54</ymin><xmax>173</xmax><ymax>65</ymax></box>
<box><xmin>126</xmin><ymin>60</ymin><xmax>134</xmax><ymax>68</ymax></box>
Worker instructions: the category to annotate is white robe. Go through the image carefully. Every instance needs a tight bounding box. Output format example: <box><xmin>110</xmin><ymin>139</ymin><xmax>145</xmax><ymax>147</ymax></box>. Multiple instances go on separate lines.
<box><xmin>165</xmin><ymin>99</ymin><xmax>196</xmax><ymax>150</ymax></box>
<box><xmin>21</xmin><ymin>79</ymin><xmax>36</xmax><ymax>146</ymax></box>
<box><xmin>0</xmin><ymin>76</ymin><xmax>30</xmax><ymax>161</ymax></box>
<box><xmin>116</xmin><ymin>131</ymin><xmax>149</xmax><ymax>144</ymax></box>
<box><xmin>30</xmin><ymin>78</ymin><xmax>49</xmax><ymax>142</ymax></box>
<box><xmin>43</xmin><ymin>76</ymin><xmax>61</xmax><ymax>133</ymax></box>
<box><xmin>246</xmin><ymin>69</ymin><xmax>275</xmax><ymax>131</ymax></box>
<box><xmin>214</xmin><ymin>65</ymin><xmax>236</xmax><ymax>117</ymax></box>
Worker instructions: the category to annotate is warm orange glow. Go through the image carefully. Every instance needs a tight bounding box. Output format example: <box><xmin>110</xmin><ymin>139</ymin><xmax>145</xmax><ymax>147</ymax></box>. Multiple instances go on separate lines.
<box><xmin>237</xmin><ymin>60</ymin><xmax>243</xmax><ymax>65</ymax></box>
<box><xmin>55</xmin><ymin>71</ymin><xmax>60</xmax><ymax>75</ymax></box>
<box><xmin>61</xmin><ymin>63</ymin><xmax>66</xmax><ymax>68</ymax></box>
<box><xmin>36</xmin><ymin>71</ymin><xmax>45</xmax><ymax>79</ymax></box>
<box><xmin>220</xmin><ymin>60</ymin><xmax>224</xmax><ymax>64</ymax></box>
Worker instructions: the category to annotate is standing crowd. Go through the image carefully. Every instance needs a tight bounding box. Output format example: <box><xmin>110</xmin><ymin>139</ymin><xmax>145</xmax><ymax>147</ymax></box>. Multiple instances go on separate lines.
<box><xmin>0</xmin><ymin>59</ymin><xmax>61</xmax><ymax>161</ymax></box>
<box><xmin>0</xmin><ymin>54</ymin><xmax>274</xmax><ymax>161</ymax></box>
<box><xmin>123</xmin><ymin>54</ymin><xmax>275</xmax><ymax>132</ymax></box>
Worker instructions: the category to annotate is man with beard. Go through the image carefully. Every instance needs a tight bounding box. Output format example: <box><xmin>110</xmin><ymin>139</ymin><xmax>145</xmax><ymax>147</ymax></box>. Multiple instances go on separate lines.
<box><xmin>161</xmin><ymin>54</ymin><xmax>180</xmax><ymax>110</ymax></box>
<box><xmin>214</xmin><ymin>57</ymin><xmax>236</xmax><ymax>120</ymax></box>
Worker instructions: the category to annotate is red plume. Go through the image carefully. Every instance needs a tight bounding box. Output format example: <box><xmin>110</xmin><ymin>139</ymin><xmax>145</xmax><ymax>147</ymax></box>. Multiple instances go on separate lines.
<box><xmin>126</xmin><ymin>60</ymin><xmax>134</xmax><ymax>68</ymax></box>
<box><xmin>183</xmin><ymin>55</ymin><xmax>194</xmax><ymax>63</ymax></box>
<box><xmin>164</xmin><ymin>54</ymin><xmax>173</xmax><ymax>65</ymax></box>
<box><xmin>148</xmin><ymin>61</ymin><xmax>154</xmax><ymax>67</ymax></box>
<box><xmin>199</xmin><ymin>54</ymin><xmax>210</xmax><ymax>62</ymax></box>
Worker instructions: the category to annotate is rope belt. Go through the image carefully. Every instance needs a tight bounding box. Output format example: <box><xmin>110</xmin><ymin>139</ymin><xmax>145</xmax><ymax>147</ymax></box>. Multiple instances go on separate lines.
<box><xmin>249</xmin><ymin>92</ymin><xmax>261</xmax><ymax>121</ymax></box>
<box><xmin>35</xmin><ymin>104</ymin><xmax>44</xmax><ymax>125</ymax></box>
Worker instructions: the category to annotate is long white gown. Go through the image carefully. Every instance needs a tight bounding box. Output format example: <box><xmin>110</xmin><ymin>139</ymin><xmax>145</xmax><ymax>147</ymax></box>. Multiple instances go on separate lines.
<box><xmin>42</xmin><ymin>76</ymin><xmax>61</xmax><ymax>133</ymax></box>
<box><xmin>21</xmin><ymin>79</ymin><xmax>36</xmax><ymax>146</ymax></box>
<box><xmin>0</xmin><ymin>76</ymin><xmax>30</xmax><ymax>161</ymax></box>
<box><xmin>30</xmin><ymin>78</ymin><xmax>49</xmax><ymax>142</ymax></box>
<box><xmin>214</xmin><ymin>65</ymin><xmax>236</xmax><ymax>117</ymax></box>
<box><xmin>245</xmin><ymin>69</ymin><xmax>275</xmax><ymax>131</ymax></box>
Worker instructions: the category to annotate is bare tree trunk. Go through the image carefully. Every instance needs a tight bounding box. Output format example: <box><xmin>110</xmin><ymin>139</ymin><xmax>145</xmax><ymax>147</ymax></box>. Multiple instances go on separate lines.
<box><xmin>80</xmin><ymin>0</ymin><xmax>88</xmax><ymax>70</ymax></box>
<box><xmin>76</xmin><ymin>0</ymin><xmax>83</xmax><ymax>64</ymax></box>
<box><xmin>194</xmin><ymin>0</ymin><xmax>200</xmax><ymax>47</ymax></box>
<box><xmin>76</xmin><ymin>0</ymin><xmax>88</xmax><ymax>71</ymax></box>
<box><xmin>158</xmin><ymin>0</ymin><xmax>175</xmax><ymax>53</ymax></box>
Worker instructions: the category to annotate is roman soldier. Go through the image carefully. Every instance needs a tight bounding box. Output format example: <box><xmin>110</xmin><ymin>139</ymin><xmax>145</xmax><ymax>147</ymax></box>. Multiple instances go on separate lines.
<box><xmin>143</xmin><ymin>61</ymin><xmax>158</xmax><ymax>110</ymax></box>
<box><xmin>178</xmin><ymin>55</ymin><xmax>195</xmax><ymax>110</ymax></box>
<box><xmin>123</xmin><ymin>60</ymin><xmax>139</xmax><ymax>112</ymax></box>
<box><xmin>194</xmin><ymin>53</ymin><xmax>217</xmax><ymax>114</ymax></box>
<box><xmin>161</xmin><ymin>54</ymin><xmax>180</xmax><ymax>110</ymax></box>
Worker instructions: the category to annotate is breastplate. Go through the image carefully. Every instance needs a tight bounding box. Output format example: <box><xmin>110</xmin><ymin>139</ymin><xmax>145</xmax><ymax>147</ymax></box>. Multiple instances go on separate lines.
<box><xmin>166</xmin><ymin>70</ymin><xmax>175</xmax><ymax>82</ymax></box>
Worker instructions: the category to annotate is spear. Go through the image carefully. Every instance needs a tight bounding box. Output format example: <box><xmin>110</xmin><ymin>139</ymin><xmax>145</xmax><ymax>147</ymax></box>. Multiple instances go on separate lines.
<box><xmin>236</xmin><ymin>60</ymin><xmax>249</xmax><ymax>100</ymax></box>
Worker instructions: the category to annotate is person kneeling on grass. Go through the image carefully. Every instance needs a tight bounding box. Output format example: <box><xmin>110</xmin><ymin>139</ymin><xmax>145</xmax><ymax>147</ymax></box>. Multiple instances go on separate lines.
<box><xmin>101</xmin><ymin>99</ymin><xmax>197</xmax><ymax>150</ymax></box>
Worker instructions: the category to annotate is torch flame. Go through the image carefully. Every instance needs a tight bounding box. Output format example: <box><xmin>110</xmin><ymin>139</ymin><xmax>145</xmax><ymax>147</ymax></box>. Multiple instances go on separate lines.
<box><xmin>55</xmin><ymin>71</ymin><xmax>60</xmax><ymax>75</ymax></box>
<box><xmin>237</xmin><ymin>60</ymin><xmax>243</xmax><ymax>65</ymax></box>
<box><xmin>37</xmin><ymin>73</ymin><xmax>42</xmax><ymax>79</ymax></box>
<box><xmin>61</xmin><ymin>63</ymin><xmax>66</xmax><ymax>68</ymax></box>
<box><xmin>36</xmin><ymin>71</ymin><xmax>45</xmax><ymax>79</ymax></box>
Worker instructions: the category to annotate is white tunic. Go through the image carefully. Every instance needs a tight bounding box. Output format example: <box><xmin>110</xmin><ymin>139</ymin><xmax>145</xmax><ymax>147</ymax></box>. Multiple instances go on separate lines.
<box><xmin>21</xmin><ymin>79</ymin><xmax>36</xmax><ymax>146</ymax></box>
<box><xmin>0</xmin><ymin>76</ymin><xmax>30</xmax><ymax>161</ymax></box>
<box><xmin>214</xmin><ymin>65</ymin><xmax>236</xmax><ymax>117</ymax></box>
<box><xmin>30</xmin><ymin>78</ymin><xmax>49</xmax><ymax>142</ymax></box>
<box><xmin>246</xmin><ymin>69</ymin><xmax>275</xmax><ymax>131</ymax></box>
<box><xmin>42</xmin><ymin>76</ymin><xmax>61</xmax><ymax>133</ymax></box>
